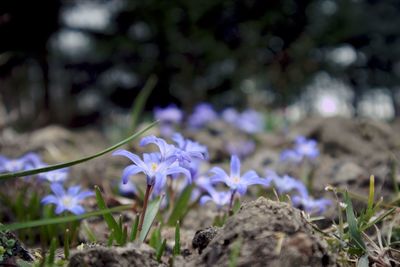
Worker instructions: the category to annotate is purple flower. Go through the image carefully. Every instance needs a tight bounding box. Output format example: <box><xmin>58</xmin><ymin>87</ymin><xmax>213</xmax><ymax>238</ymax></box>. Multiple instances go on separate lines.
<box><xmin>118</xmin><ymin>179</ymin><xmax>137</xmax><ymax>195</ymax></box>
<box><xmin>235</xmin><ymin>109</ymin><xmax>265</xmax><ymax>134</ymax></box>
<box><xmin>187</xmin><ymin>103</ymin><xmax>218</xmax><ymax>129</ymax></box>
<box><xmin>294</xmin><ymin>136</ymin><xmax>319</xmax><ymax>160</ymax></box>
<box><xmin>112</xmin><ymin>150</ymin><xmax>191</xmax><ymax>194</ymax></box>
<box><xmin>280</xmin><ymin>149</ymin><xmax>303</xmax><ymax>163</ymax></box>
<box><xmin>154</xmin><ymin>105</ymin><xmax>183</xmax><ymax>137</ymax></box>
<box><xmin>199</xmin><ymin>187</ymin><xmax>231</xmax><ymax>209</ymax></box>
<box><xmin>265</xmin><ymin>170</ymin><xmax>307</xmax><ymax>196</ymax></box>
<box><xmin>41</xmin><ymin>183</ymin><xmax>94</xmax><ymax>215</ymax></box>
<box><xmin>0</xmin><ymin>153</ymin><xmax>41</xmax><ymax>173</ymax></box>
<box><xmin>172</xmin><ymin>133</ymin><xmax>208</xmax><ymax>161</ymax></box>
<box><xmin>292</xmin><ymin>193</ymin><xmax>331</xmax><ymax>215</ymax></box>
<box><xmin>225</xmin><ymin>139</ymin><xmax>255</xmax><ymax>158</ymax></box>
<box><xmin>210</xmin><ymin>155</ymin><xmax>269</xmax><ymax>195</ymax></box>
<box><xmin>222</xmin><ymin>108</ymin><xmax>239</xmax><ymax>124</ymax></box>
<box><xmin>140</xmin><ymin>135</ymin><xmax>187</xmax><ymax>162</ymax></box>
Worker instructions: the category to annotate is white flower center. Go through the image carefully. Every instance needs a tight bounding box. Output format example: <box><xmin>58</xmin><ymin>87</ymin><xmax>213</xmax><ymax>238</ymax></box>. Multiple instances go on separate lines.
<box><xmin>232</xmin><ymin>176</ymin><xmax>240</xmax><ymax>184</ymax></box>
<box><xmin>62</xmin><ymin>196</ymin><xmax>74</xmax><ymax>208</ymax></box>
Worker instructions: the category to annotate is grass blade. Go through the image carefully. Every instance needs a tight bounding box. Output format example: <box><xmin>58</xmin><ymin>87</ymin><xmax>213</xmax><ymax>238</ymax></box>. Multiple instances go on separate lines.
<box><xmin>156</xmin><ymin>239</ymin><xmax>167</xmax><ymax>262</ymax></box>
<box><xmin>130</xmin><ymin>215</ymin><xmax>140</xmax><ymax>242</ymax></box>
<box><xmin>366</xmin><ymin>175</ymin><xmax>375</xmax><ymax>218</ymax></box>
<box><xmin>139</xmin><ymin>195</ymin><xmax>164</xmax><ymax>242</ymax></box>
<box><xmin>344</xmin><ymin>191</ymin><xmax>366</xmax><ymax>253</ymax></box>
<box><xmin>0</xmin><ymin>121</ymin><xmax>157</xmax><ymax>180</ymax></box>
<box><xmin>46</xmin><ymin>237</ymin><xmax>57</xmax><ymax>265</ymax></box>
<box><xmin>95</xmin><ymin>186</ymin><xmax>123</xmax><ymax>245</ymax></box>
<box><xmin>64</xmin><ymin>229</ymin><xmax>70</xmax><ymax>259</ymax></box>
<box><xmin>131</xmin><ymin>75</ymin><xmax>157</xmax><ymax>130</ymax></box>
<box><xmin>0</xmin><ymin>205</ymin><xmax>130</xmax><ymax>232</ymax></box>
<box><xmin>173</xmin><ymin>221</ymin><xmax>180</xmax><ymax>256</ymax></box>
<box><xmin>167</xmin><ymin>185</ymin><xmax>193</xmax><ymax>226</ymax></box>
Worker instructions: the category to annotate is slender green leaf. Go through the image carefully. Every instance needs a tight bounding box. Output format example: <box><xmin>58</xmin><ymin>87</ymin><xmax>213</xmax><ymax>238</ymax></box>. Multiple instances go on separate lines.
<box><xmin>357</xmin><ymin>254</ymin><xmax>369</xmax><ymax>267</ymax></box>
<box><xmin>82</xmin><ymin>221</ymin><xmax>97</xmax><ymax>243</ymax></box>
<box><xmin>366</xmin><ymin>175</ymin><xmax>375</xmax><ymax>218</ymax></box>
<box><xmin>167</xmin><ymin>185</ymin><xmax>193</xmax><ymax>226</ymax></box>
<box><xmin>107</xmin><ymin>229</ymin><xmax>115</xmax><ymax>247</ymax></box>
<box><xmin>0</xmin><ymin>121</ymin><xmax>157</xmax><ymax>180</ymax></box>
<box><xmin>228</xmin><ymin>238</ymin><xmax>242</xmax><ymax>267</ymax></box>
<box><xmin>46</xmin><ymin>237</ymin><xmax>57</xmax><ymax>265</ymax></box>
<box><xmin>131</xmin><ymin>75</ymin><xmax>157</xmax><ymax>130</ymax></box>
<box><xmin>344</xmin><ymin>191</ymin><xmax>366</xmax><ymax>253</ymax></box>
<box><xmin>139</xmin><ymin>195</ymin><xmax>164</xmax><ymax>242</ymax></box>
<box><xmin>0</xmin><ymin>205</ymin><xmax>130</xmax><ymax>232</ymax></box>
<box><xmin>130</xmin><ymin>215</ymin><xmax>140</xmax><ymax>242</ymax></box>
<box><xmin>173</xmin><ymin>221</ymin><xmax>180</xmax><ymax>256</ymax></box>
<box><xmin>95</xmin><ymin>186</ymin><xmax>123</xmax><ymax>245</ymax></box>
<box><xmin>156</xmin><ymin>239</ymin><xmax>167</xmax><ymax>262</ymax></box>
<box><xmin>149</xmin><ymin>225</ymin><xmax>162</xmax><ymax>249</ymax></box>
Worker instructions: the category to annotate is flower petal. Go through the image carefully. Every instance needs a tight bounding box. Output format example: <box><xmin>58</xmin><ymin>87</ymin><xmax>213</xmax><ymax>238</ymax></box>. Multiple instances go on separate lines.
<box><xmin>209</xmin><ymin>167</ymin><xmax>229</xmax><ymax>183</ymax></box>
<box><xmin>41</xmin><ymin>195</ymin><xmax>59</xmax><ymax>205</ymax></box>
<box><xmin>50</xmin><ymin>183</ymin><xmax>65</xmax><ymax>197</ymax></box>
<box><xmin>121</xmin><ymin>165</ymin><xmax>144</xmax><ymax>184</ymax></box>
<box><xmin>68</xmin><ymin>205</ymin><xmax>85</xmax><ymax>215</ymax></box>
<box><xmin>113</xmin><ymin>150</ymin><xmax>147</xmax><ymax>170</ymax></box>
<box><xmin>230</xmin><ymin>155</ymin><xmax>240</xmax><ymax>178</ymax></box>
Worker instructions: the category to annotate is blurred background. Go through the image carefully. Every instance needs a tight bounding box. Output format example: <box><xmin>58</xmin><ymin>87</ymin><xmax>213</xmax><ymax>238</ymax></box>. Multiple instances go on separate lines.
<box><xmin>1</xmin><ymin>0</ymin><xmax>400</xmax><ymax>130</ymax></box>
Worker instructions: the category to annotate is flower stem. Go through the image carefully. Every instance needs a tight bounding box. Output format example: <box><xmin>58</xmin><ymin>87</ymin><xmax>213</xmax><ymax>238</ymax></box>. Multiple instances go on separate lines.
<box><xmin>138</xmin><ymin>184</ymin><xmax>153</xmax><ymax>235</ymax></box>
<box><xmin>228</xmin><ymin>190</ymin><xmax>236</xmax><ymax>216</ymax></box>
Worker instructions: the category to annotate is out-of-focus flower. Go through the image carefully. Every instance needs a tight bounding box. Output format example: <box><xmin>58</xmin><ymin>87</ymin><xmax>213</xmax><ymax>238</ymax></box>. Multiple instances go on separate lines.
<box><xmin>112</xmin><ymin>150</ymin><xmax>191</xmax><ymax>194</ymax></box>
<box><xmin>265</xmin><ymin>170</ymin><xmax>307</xmax><ymax>196</ymax></box>
<box><xmin>222</xmin><ymin>108</ymin><xmax>239</xmax><ymax>124</ymax></box>
<box><xmin>187</xmin><ymin>103</ymin><xmax>218</xmax><ymax>129</ymax></box>
<box><xmin>294</xmin><ymin>136</ymin><xmax>319</xmax><ymax>160</ymax></box>
<box><xmin>280</xmin><ymin>149</ymin><xmax>303</xmax><ymax>163</ymax></box>
<box><xmin>0</xmin><ymin>153</ymin><xmax>41</xmax><ymax>173</ymax></box>
<box><xmin>225</xmin><ymin>139</ymin><xmax>255</xmax><ymax>158</ymax></box>
<box><xmin>210</xmin><ymin>155</ymin><xmax>269</xmax><ymax>195</ymax></box>
<box><xmin>199</xmin><ymin>187</ymin><xmax>231</xmax><ymax>209</ymax></box>
<box><xmin>292</xmin><ymin>193</ymin><xmax>331</xmax><ymax>215</ymax></box>
<box><xmin>38</xmin><ymin>168</ymin><xmax>69</xmax><ymax>183</ymax></box>
<box><xmin>118</xmin><ymin>179</ymin><xmax>137</xmax><ymax>195</ymax></box>
<box><xmin>154</xmin><ymin>105</ymin><xmax>183</xmax><ymax>137</ymax></box>
<box><xmin>41</xmin><ymin>183</ymin><xmax>94</xmax><ymax>215</ymax></box>
<box><xmin>236</xmin><ymin>109</ymin><xmax>265</xmax><ymax>134</ymax></box>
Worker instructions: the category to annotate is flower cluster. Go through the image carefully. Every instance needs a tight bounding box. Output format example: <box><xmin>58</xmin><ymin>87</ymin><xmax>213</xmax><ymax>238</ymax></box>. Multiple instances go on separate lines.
<box><xmin>280</xmin><ymin>136</ymin><xmax>320</xmax><ymax>163</ymax></box>
<box><xmin>265</xmin><ymin>169</ymin><xmax>331</xmax><ymax>214</ymax></box>
<box><xmin>0</xmin><ymin>153</ymin><xmax>94</xmax><ymax>215</ymax></box>
<box><xmin>222</xmin><ymin>108</ymin><xmax>265</xmax><ymax>134</ymax></box>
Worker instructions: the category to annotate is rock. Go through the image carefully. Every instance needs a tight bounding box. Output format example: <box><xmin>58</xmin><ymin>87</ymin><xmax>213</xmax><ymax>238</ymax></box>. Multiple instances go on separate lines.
<box><xmin>192</xmin><ymin>227</ymin><xmax>219</xmax><ymax>254</ymax></box>
<box><xmin>68</xmin><ymin>242</ymin><xmax>164</xmax><ymax>267</ymax></box>
<box><xmin>187</xmin><ymin>197</ymin><xmax>337</xmax><ymax>267</ymax></box>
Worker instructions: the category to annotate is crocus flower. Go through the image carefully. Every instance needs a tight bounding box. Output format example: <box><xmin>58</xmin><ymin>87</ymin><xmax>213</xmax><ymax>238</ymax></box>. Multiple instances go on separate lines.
<box><xmin>154</xmin><ymin>105</ymin><xmax>183</xmax><ymax>137</ymax></box>
<box><xmin>0</xmin><ymin>153</ymin><xmax>41</xmax><ymax>173</ymax></box>
<box><xmin>112</xmin><ymin>150</ymin><xmax>191</xmax><ymax>194</ymax></box>
<box><xmin>210</xmin><ymin>155</ymin><xmax>269</xmax><ymax>195</ymax></box>
<box><xmin>292</xmin><ymin>193</ymin><xmax>331</xmax><ymax>215</ymax></box>
<box><xmin>265</xmin><ymin>170</ymin><xmax>307</xmax><ymax>196</ymax></box>
<box><xmin>187</xmin><ymin>103</ymin><xmax>218</xmax><ymax>129</ymax></box>
<box><xmin>199</xmin><ymin>187</ymin><xmax>231</xmax><ymax>209</ymax></box>
<box><xmin>294</xmin><ymin>136</ymin><xmax>319</xmax><ymax>160</ymax></box>
<box><xmin>41</xmin><ymin>183</ymin><xmax>94</xmax><ymax>215</ymax></box>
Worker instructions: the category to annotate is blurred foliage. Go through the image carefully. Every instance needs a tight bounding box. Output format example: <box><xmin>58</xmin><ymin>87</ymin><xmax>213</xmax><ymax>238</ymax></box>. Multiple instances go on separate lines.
<box><xmin>0</xmin><ymin>0</ymin><xmax>400</xmax><ymax>128</ymax></box>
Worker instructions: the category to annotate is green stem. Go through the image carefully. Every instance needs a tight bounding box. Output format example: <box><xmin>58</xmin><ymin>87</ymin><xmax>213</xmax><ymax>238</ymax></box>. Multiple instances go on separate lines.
<box><xmin>228</xmin><ymin>190</ymin><xmax>236</xmax><ymax>216</ymax></box>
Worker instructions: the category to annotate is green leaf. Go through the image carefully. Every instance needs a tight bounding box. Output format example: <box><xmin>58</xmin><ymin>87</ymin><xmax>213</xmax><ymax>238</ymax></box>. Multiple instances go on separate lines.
<box><xmin>149</xmin><ymin>225</ymin><xmax>162</xmax><ymax>249</ymax></box>
<box><xmin>131</xmin><ymin>75</ymin><xmax>157</xmax><ymax>130</ymax></box>
<box><xmin>366</xmin><ymin>175</ymin><xmax>375</xmax><ymax>219</ymax></box>
<box><xmin>173</xmin><ymin>221</ymin><xmax>180</xmax><ymax>256</ymax></box>
<box><xmin>344</xmin><ymin>191</ymin><xmax>366</xmax><ymax>253</ymax></box>
<box><xmin>130</xmin><ymin>215</ymin><xmax>140</xmax><ymax>242</ymax></box>
<box><xmin>167</xmin><ymin>185</ymin><xmax>193</xmax><ymax>226</ymax></box>
<box><xmin>357</xmin><ymin>254</ymin><xmax>369</xmax><ymax>267</ymax></box>
<box><xmin>95</xmin><ymin>186</ymin><xmax>124</xmax><ymax>245</ymax></box>
<box><xmin>0</xmin><ymin>205</ymin><xmax>130</xmax><ymax>232</ymax></box>
<box><xmin>0</xmin><ymin>121</ymin><xmax>157</xmax><ymax>180</ymax></box>
<box><xmin>46</xmin><ymin>237</ymin><xmax>57</xmax><ymax>265</ymax></box>
<box><xmin>139</xmin><ymin>195</ymin><xmax>164</xmax><ymax>242</ymax></box>
<box><xmin>156</xmin><ymin>239</ymin><xmax>167</xmax><ymax>263</ymax></box>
